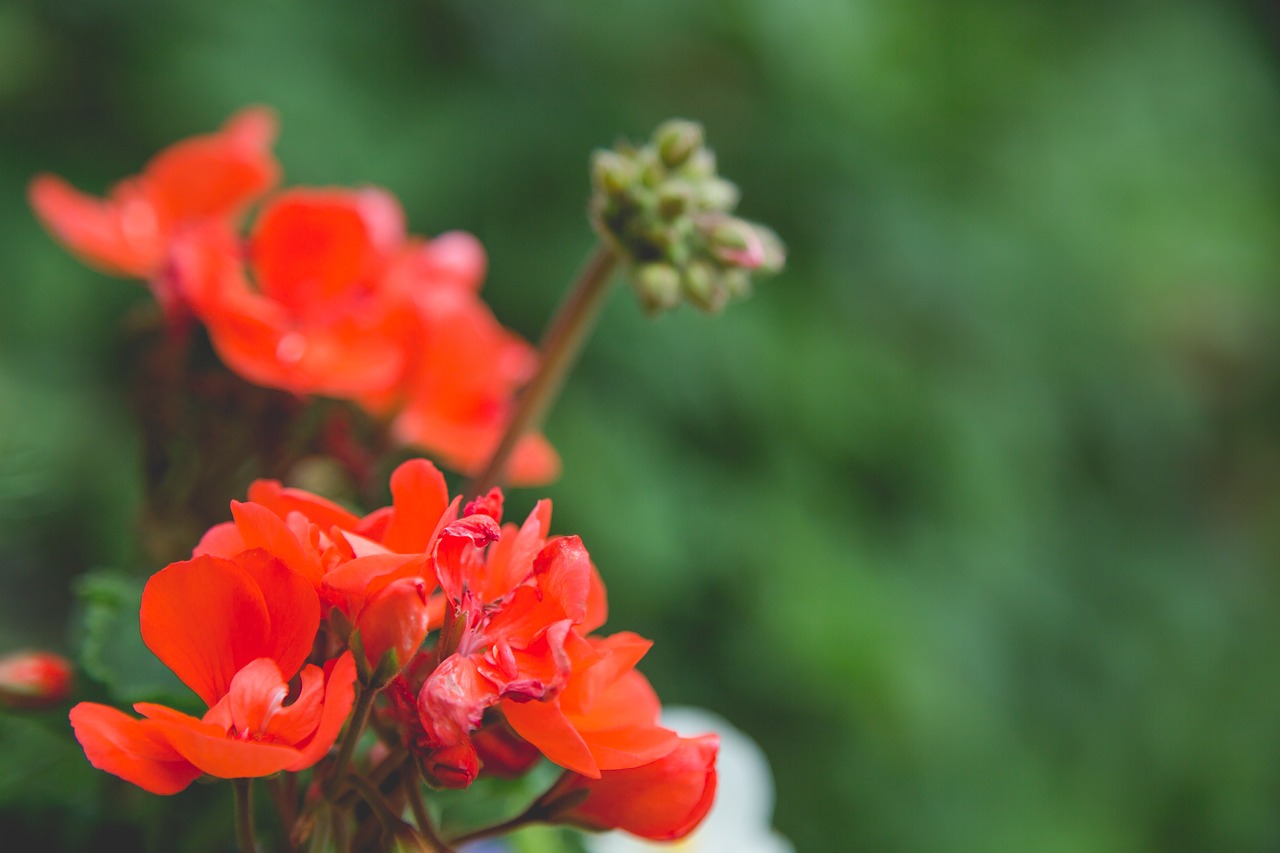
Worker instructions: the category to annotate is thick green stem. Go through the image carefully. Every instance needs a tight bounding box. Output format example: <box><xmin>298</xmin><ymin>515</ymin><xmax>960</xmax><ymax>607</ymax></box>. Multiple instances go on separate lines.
<box><xmin>234</xmin><ymin>778</ymin><xmax>257</xmax><ymax>853</ymax></box>
<box><xmin>323</xmin><ymin>684</ymin><xmax>377</xmax><ymax>800</ymax></box>
<box><xmin>467</xmin><ymin>244</ymin><xmax>619</xmax><ymax>498</ymax></box>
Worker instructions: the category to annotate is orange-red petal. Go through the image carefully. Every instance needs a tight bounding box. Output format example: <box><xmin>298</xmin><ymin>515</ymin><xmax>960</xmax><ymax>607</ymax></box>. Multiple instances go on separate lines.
<box><xmin>69</xmin><ymin>703</ymin><xmax>202</xmax><ymax>795</ymax></box>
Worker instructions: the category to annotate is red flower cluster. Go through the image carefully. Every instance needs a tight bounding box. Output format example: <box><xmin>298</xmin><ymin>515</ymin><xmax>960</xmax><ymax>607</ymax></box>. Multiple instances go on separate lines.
<box><xmin>30</xmin><ymin>108</ymin><xmax>556</xmax><ymax>485</ymax></box>
<box><xmin>68</xmin><ymin>459</ymin><xmax>716</xmax><ymax>842</ymax></box>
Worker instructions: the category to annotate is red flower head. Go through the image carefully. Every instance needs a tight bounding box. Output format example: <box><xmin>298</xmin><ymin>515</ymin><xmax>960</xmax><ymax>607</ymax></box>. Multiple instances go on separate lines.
<box><xmin>194</xmin><ymin>458</ymin><xmax>498</xmax><ymax>674</ymax></box>
<box><xmin>415</xmin><ymin>502</ymin><xmax>604</xmax><ymax>753</ymax></box>
<box><xmin>69</xmin><ymin>550</ymin><xmax>356</xmax><ymax>794</ymax></box>
<box><xmin>175</xmin><ymin>193</ymin><xmax>558</xmax><ymax>485</ymax></box>
<box><xmin>0</xmin><ymin>650</ymin><xmax>73</xmax><ymax>709</ymax></box>
<box><xmin>29</xmin><ymin>107</ymin><xmax>279</xmax><ymax>316</ymax></box>
<box><xmin>175</xmin><ymin>188</ymin><xmax>412</xmax><ymax>400</ymax></box>
<box><xmin>540</xmin><ymin>733</ymin><xmax>719</xmax><ymax>841</ymax></box>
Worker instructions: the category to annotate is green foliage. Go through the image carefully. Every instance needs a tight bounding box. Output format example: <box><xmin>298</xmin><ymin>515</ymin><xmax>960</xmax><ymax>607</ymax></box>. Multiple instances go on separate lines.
<box><xmin>72</xmin><ymin>570</ymin><xmax>187</xmax><ymax>707</ymax></box>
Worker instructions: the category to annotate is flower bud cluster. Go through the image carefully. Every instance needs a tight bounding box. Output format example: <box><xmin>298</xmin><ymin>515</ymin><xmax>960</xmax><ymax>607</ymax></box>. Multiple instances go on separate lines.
<box><xmin>591</xmin><ymin>119</ymin><xmax>785</xmax><ymax>314</ymax></box>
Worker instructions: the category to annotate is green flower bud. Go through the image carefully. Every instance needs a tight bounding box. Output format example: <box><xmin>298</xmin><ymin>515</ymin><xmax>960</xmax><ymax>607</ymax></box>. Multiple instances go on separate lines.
<box><xmin>695</xmin><ymin>177</ymin><xmax>740</xmax><ymax>212</ymax></box>
<box><xmin>657</xmin><ymin>181</ymin><xmax>692</xmax><ymax>219</ymax></box>
<box><xmin>654</xmin><ymin>119</ymin><xmax>704</xmax><ymax>169</ymax></box>
<box><xmin>592</xmin><ymin>150</ymin><xmax>637</xmax><ymax>196</ymax></box>
<box><xmin>680</xmin><ymin>147</ymin><xmax>717</xmax><ymax>180</ymax></box>
<box><xmin>632</xmin><ymin>262</ymin><xmax>682</xmax><ymax>315</ymax></box>
<box><xmin>682</xmin><ymin>260</ymin><xmax>726</xmax><ymax>313</ymax></box>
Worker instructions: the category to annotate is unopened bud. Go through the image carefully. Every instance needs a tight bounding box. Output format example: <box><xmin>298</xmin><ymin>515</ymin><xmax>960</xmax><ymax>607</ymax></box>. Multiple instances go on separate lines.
<box><xmin>754</xmin><ymin>223</ymin><xmax>787</xmax><ymax>273</ymax></box>
<box><xmin>423</xmin><ymin>742</ymin><xmax>480</xmax><ymax>789</ymax></box>
<box><xmin>695</xmin><ymin>178</ymin><xmax>739</xmax><ymax>212</ymax></box>
<box><xmin>707</xmin><ymin>217</ymin><xmax>766</xmax><ymax>269</ymax></box>
<box><xmin>0</xmin><ymin>650</ymin><xmax>72</xmax><ymax>709</ymax></box>
<box><xmin>654</xmin><ymin>119</ymin><xmax>704</xmax><ymax>169</ymax></box>
<box><xmin>633</xmin><ymin>262</ymin><xmax>682</xmax><ymax>315</ymax></box>
<box><xmin>680</xmin><ymin>147</ymin><xmax>717</xmax><ymax>180</ymax></box>
<box><xmin>681</xmin><ymin>261</ymin><xmax>726</xmax><ymax>313</ymax></box>
<box><xmin>657</xmin><ymin>182</ymin><xmax>692</xmax><ymax>219</ymax></box>
<box><xmin>592</xmin><ymin>150</ymin><xmax>636</xmax><ymax>196</ymax></box>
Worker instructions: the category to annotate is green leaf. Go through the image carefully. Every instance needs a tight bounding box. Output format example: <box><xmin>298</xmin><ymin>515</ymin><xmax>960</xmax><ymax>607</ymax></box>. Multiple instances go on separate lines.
<box><xmin>72</xmin><ymin>569</ymin><xmax>187</xmax><ymax>707</ymax></box>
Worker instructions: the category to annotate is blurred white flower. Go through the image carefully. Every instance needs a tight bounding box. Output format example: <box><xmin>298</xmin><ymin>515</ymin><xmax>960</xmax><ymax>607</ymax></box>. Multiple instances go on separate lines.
<box><xmin>583</xmin><ymin>707</ymin><xmax>794</xmax><ymax>853</ymax></box>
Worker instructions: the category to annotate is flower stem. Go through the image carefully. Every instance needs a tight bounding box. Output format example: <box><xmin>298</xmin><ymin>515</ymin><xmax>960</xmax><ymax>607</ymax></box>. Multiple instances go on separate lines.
<box><xmin>467</xmin><ymin>243</ymin><xmax>619</xmax><ymax>497</ymax></box>
<box><xmin>324</xmin><ymin>684</ymin><xmax>377</xmax><ymax>800</ymax></box>
<box><xmin>404</xmin><ymin>759</ymin><xmax>453</xmax><ymax>852</ymax></box>
<box><xmin>348</xmin><ymin>773</ymin><xmax>441</xmax><ymax>852</ymax></box>
<box><xmin>448</xmin><ymin>800</ymin><xmax>544</xmax><ymax>846</ymax></box>
<box><xmin>233</xmin><ymin>778</ymin><xmax>257</xmax><ymax>853</ymax></box>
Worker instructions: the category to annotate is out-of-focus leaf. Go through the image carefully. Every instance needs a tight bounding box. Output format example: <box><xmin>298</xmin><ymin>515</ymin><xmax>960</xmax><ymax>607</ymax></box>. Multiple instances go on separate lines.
<box><xmin>72</xmin><ymin>570</ymin><xmax>186</xmax><ymax>707</ymax></box>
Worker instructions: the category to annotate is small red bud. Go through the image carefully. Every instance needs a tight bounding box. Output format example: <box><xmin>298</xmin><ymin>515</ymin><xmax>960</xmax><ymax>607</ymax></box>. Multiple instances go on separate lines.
<box><xmin>423</xmin><ymin>741</ymin><xmax>480</xmax><ymax>789</ymax></box>
<box><xmin>0</xmin><ymin>650</ymin><xmax>73</xmax><ymax>709</ymax></box>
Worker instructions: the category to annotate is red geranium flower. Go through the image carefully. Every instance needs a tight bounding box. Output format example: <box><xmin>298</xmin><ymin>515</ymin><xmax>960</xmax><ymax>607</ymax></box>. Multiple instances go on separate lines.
<box><xmin>29</xmin><ymin>107</ymin><xmax>278</xmax><ymax>316</ymax></box>
<box><xmin>416</xmin><ymin>502</ymin><xmax>604</xmax><ymax>754</ymax></box>
<box><xmin>69</xmin><ymin>549</ymin><xmax>355</xmax><ymax>794</ymax></box>
<box><xmin>194</xmin><ymin>458</ymin><xmax>498</xmax><ymax>671</ymax></box>
<box><xmin>175</xmin><ymin>188</ymin><xmax>411</xmax><ymax>400</ymax></box>
<box><xmin>500</xmin><ymin>631</ymin><xmax>679</xmax><ymax>779</ymax></box>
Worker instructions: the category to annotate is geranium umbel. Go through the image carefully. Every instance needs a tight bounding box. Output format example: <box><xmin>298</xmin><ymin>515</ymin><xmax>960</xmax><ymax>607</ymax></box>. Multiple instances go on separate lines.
<box><xmin>68</xmin><ymin>458</ymin><xmax>717</xmax><ymax>849</ymax></box>
<box><xmin>30</xmin><ymin>109</ymin><xmax>557</xmax><ymax>487</ymax></box>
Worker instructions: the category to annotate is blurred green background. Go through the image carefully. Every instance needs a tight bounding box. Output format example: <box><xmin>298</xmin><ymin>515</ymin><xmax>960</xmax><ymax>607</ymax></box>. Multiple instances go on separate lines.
<box><xmin>4</xmin><ymin>0</ymin><xmax>1280</xmax><ymax>850</ymax></box>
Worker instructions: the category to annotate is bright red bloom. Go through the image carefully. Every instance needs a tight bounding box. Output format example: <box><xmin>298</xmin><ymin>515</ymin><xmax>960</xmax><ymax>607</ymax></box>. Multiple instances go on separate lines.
<box><xmin>416</xmin><ymin>501</ymin><xmax>604</xmax><ymax>756</ymax></box>
<box><xmin>175</xmin><ymin>192</ymin><xmax>558</xmax><ymax>484</ymax></box>
<box><xmin>69</xmin><ymin>550</ymin><xmax>356</xmax><ymax>794</ymax></box>
<box><xmin>0</xmin><ymin>650</ymin><xmax>73</xmax><ymax>709</ymax></box>
<box><xmin>29</xmin><ymin>107</ymin><xmax>278</xmax><ymax>314</ymax></box>
<box><xmin>500</xmin><ymin>632</ymin><xmax>679</xmax><ymax>779</ymax></box>
<box><xmin>195</xmin><ymin>459</ymin><xmax>493</xmax><ymax>635</ymax></box>
<box><xmin>175</xmin><ymin>188</ymin><xmax>411</xmax><ymax>399</ymax></box>
<box><xmin>541</xmin><ymin>733</ymin><xmax>719</xmax><ymax>841</ymax></box>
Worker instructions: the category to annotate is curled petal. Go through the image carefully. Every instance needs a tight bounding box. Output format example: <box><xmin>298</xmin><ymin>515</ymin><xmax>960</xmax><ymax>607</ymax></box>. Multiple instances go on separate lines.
<box><xmin>417</xmin><ymin>655</ymin><xmax>498</xmax><ymax>749</ymax></box>
<box><xmin>286</xmin><ymin>652</ymin><xmax>357</xmax><ymax>771</ymax></box>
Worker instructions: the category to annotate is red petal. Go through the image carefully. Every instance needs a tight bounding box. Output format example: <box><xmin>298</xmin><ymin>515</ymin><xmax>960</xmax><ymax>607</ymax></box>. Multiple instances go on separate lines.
<box><xmin>69</xmin><ymin>703</ymin><xmax>202</xmax><ymax>795</ymax></box>
<box><xmin>250</xmin><ymin>189</ymin><xmax>399</xmax><ymax>316</ymax></box>
<box><xmin>500</xmin><ymin>696</ymin><xmax>599</xmax><ymax>778</ymax></box>
<box><xmin>28</xmin><ymin>174</ymin><xmax>158</xmax><ymax>277</ymax></box>
<box><xmin>234</xmin><ymin>549</ymin><xmax>322</xmax><ymax>683</ymax></box>
<box><xmin>140</xmin><ymin>705</ymin><xmax>301</xmax><ymax>779</ymax></box>
<box><xmin>140</xmin><ymin>555</ymin><xmax>272</xmax><ymax>706</ymax></box>
<box><xmin>286</xmin><ymin>652</ymin><xmax>357</xmax><ymax>771</ymax></box>
<box><xmin>263</xmin><ymin>664</ymin><xmax>325</xmax><ymax>745</ymax></box>
<box><xmin>586</xmin><ymin>724</ymin><xmax>681</xmax><ymax>772</ymax></box>
<box><xmin>356</xmin><ymin>577</ymin><xmax>431</xmax><ymax>669</ymax></box>
<box><xmin>552</xmin><ymin>734</ymin><xmax>719</xmax><ymax>840</ymax></box>
<box><xmin>225</xmin><ymin>658</ymin><xmax>289</xmax><ymax>736</ymax></box>
<box><xmin>381</xmin><ymin>458</ymin><xmax>450</xmax><ymax>553</ymax></box>
<box><xmin>247</xmin><ymin>479</ymin><xmax>361</xmax><ymax>531</ymax></box>
<box><xmin>144</xmin><ymin>114</ymin><xmax>279</xmax><ymax>224</ymax></box>
<box><xmin>231</xmin><ymin>501</ymin><xmax>323</xmax><ymax>586</ymax></box>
